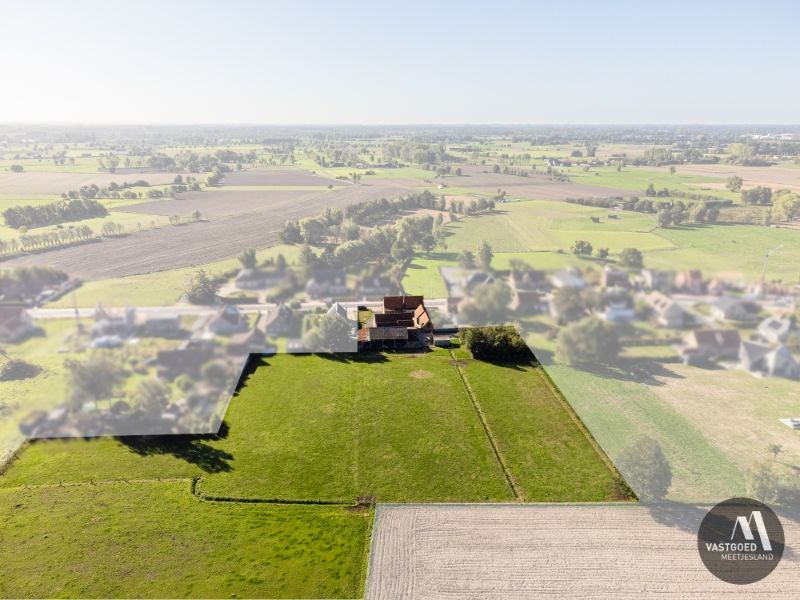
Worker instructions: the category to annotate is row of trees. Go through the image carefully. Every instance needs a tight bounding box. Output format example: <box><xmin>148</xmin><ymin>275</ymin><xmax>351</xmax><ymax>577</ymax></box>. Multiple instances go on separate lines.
<box><xmin>0</xmin><ymin>225</ymin><xmax>96</xmax><ymax>255</ymax></box>
<box><xmin>3</xmin><ymin>198</ymin><xmax>108</xmax><ymax>229</ymax></box>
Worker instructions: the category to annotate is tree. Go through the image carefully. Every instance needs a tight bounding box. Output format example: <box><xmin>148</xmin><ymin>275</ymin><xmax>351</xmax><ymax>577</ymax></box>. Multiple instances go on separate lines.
<box><xmin>551</xmin><ymin>287</ymin><xmax>588</xmax><ymax>323</ymax></box>
<box><xmin>461</xmin><ymin>326</ymin><xmax>529</xmax><ymax>360</ymax></box>
<box><xmin>726</xmin><ymin>175</ymin><xmax>743</xmax><ymax>192</ymax></box>
<box><xmin>556</xmin><ymin>317</ymin><xmax>620</xmax><ymax>365</ymax></box>
<box><xmin>595</xmin><ymin>247</ymin><xmax>609</xmax><ymax>260</ymax></box>
<box><xmin>133</xmin><ymin>379</ymin><xmax>171</xmax><ymax>415</ymax></box>
<box><xmin>571</xmin><ymin>239</ymin><xmax>593</xmax><ymax>256</ymax></box>
<box><xmin>742</xmin><ymin>186</ymin><xmax>773</xmax><ymax>206</ymax></box>
<box><xmin>771</xmin><ymin>190</ymin><xmax>800</xmax><ymax>222</ymax></box>
<box><xmin>459</xmin><ymin>280</ymin><xmax>512</xmax><ymax>325</ymax></box>
<box><xmin>304</xmin><ymin>314</ymin><xmax>354</xmax><ymax>352</ymax></box>
<box><xmin>10</xmin><ymin>164</ymin><xmax>24</xmax><ymax>172</ymax></box>
<box><xmin>477</xmin><ymin>240</ymin><xmax>494</xmax><ymax>270</ymax></box>
<box><xmin>619</xmin><ymin>248</ymin><xmax>644</xmax><ymax>269</ymax></box>
<box><xmin>616</xmin><ymin>437</ymin><xmax>672</xmax><ymax>501</ymax></box>
<box><xmin>238</xmin><ymin>248</ymin><xmax>257</xmax><ymax>269</ymax></box>
<box><xmin>185</xmin><ymin>269</ymin><xmax>217</xmax><ymax>304</ymax></box>
<box><xmin>280</xmin><ymin>220</ymin><xmax>302</xmax><ymax>244</ymax></box>
<box><xmin>458</xmin><ymin>249</ymin><xmax>476</xmax><ymax>269</ymax></box>
<box><xmin>65</xmin><ymin>355</ymin><xmax>125</xmax><ymax>405</ymax></box>
<box><xmin>656</xmin><ymin>207</ymin><xmax>672</xmax><ymax>228</ymax></box>
<box><xmin>669</xmin><ymin>165</ymin><xmax>676</xmax><ymax>175</ymax></box>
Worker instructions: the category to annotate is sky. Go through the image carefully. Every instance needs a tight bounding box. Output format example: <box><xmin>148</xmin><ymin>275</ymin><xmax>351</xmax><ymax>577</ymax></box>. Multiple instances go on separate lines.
<box><xmin>0</xmin><ymin>0</ymin><xmax>798</xmax><ymax>125</ymax></box>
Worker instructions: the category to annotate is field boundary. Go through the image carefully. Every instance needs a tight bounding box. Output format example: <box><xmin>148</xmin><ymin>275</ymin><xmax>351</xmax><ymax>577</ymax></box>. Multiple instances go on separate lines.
<box><xmin>449</xmin><ymin>350</ymin><xmax>521</xmax><ymax>500</ymax></box>
<box><xmin>534</xmin><ymin>364</ymin><xmax>637</xmax><ymax>501</ymax></box>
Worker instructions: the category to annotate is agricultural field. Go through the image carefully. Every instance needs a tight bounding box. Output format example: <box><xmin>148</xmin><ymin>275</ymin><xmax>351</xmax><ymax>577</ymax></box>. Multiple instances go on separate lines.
<box><xmin>366</xmin><ymin>504</ymin><xmax>800</xmax><ymax>600</ymax></box>
<box><xmin>0</xmin><ymin>170</ymin><xmax>178</xmax><ymax>195</ymax></box>
<box><xmin>0</xmin><ymin>349</ymin><xmax>627</xmax><ymax>598</ymax></box>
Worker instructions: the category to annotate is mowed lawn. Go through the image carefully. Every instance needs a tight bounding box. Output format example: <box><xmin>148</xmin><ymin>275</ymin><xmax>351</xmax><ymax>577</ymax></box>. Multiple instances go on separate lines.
<box><xmin>0</xmin><ymin>482</ymin><xmax>371</xmax><ymax>599</ymax></box>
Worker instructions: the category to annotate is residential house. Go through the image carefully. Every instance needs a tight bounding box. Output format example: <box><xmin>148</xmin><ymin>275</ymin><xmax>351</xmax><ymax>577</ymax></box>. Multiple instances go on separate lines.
<box><xmin>757</xmin><ymin>316</ymin><xmax>794</xmax><ymax>344</ymax></box>
<box><xmin>674</xmin><ymin>270</ymin><xmax>704</xmax><ymax>294</ymax></box>
<box><xmin>740</xmin><ymin>341</ymin><xmax>799</xmax><ymax>379</ymax></box>
<box><xmin>141</xmin><ymin>312</ymin><xmax>182</xmax><ymax>337</ymax></box>
<box><xmin>509</xmin><ymin>268</ymin><xmax>546</xmax><ymax>314</ymax></box>
<box><xmin>551</xmin><ymin>268</ymin><xmax>585</xmax><ymax>290</ymax></box>
<box><xmin>227</xmin><ymin>313</ymin><xmax>274</xmax><ymax>355</ymax></box>
<box><xmin>681</xmin><ymin>328</ymin><xmax>741</xmax><ymax>364</ymax></box>
<box><xmin>305</xmin><ymin>269</ymin><xmax>349</xmax><ymax>300</ymax></box>
<box><xmin>263</xmin><ymin>303</ymin><xmax>298</xmax><ymax>336</ymax></box>
<box><xmin>645</xmin><ymin>292</ymin><xmax>694</xmax><ymax>329</ymax></box>
<box><xmin>234</xmin><ymin>267</ymin><xmax>289</xmax><ymax>291</ymax></box>
<box><xmin>599</xmin><ymin>296</ymin><xmax>635</xmax><ymax>323</ymax></box>
<box><xmin>641</xmin><ymin>269</ymin><xmax>673</xmax><ymax>292</ymax></box>
<box><xmin>710</xmin><ymin>296</ymin><xmax>761</xmax><ymax>322</ymax></box>
<box><xmin>357</xmin><ymin>275</ymin><xmax>397</xmax><ymax>300</ymax></box>
<box><xmin>206</xmin><ymin>305</ymin><xmax>249</xmax><ymax>335</ymax></box>
<box><xmin>602</xmin><ymin>265</ymin><xmax>630</xmax><ymax>289</ymax></box>
<box><xmin>0</xmin><ymin>304</ymin><xmax>36</xmax><ymax>342</ymax></box>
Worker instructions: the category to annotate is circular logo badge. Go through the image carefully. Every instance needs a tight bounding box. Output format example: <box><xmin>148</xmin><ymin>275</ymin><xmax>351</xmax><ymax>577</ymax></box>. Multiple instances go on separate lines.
<box><xmin>697</xmin><ymin>497</ymin><xmax>784</xmax><ymax>584</ymax></box>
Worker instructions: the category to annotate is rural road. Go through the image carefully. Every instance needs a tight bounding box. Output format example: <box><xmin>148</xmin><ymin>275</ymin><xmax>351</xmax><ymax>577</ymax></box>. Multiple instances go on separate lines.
<box><xmin>366</xmin><ymin>504</ymin><xmax>800</xmax><ymax>599</ymax></box>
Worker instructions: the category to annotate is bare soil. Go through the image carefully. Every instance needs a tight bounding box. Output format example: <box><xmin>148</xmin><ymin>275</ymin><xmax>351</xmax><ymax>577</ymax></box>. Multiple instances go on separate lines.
<box><xmin>366</xmin><ymin>504</ymin><xmax>800</xmax><ymax>599</ymax></box>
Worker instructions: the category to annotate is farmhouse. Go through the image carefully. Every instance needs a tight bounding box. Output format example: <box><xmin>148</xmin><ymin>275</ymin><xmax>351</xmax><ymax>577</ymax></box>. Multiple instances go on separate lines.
<box><xmin>358</xmin><ymin>296</ymin><xmax>433</xmax><ymax>351</ymax></box>
<box><xmin>0</xmin><ymin>303</ymin><xmax>36</xmax><ymax>342</ymax></box>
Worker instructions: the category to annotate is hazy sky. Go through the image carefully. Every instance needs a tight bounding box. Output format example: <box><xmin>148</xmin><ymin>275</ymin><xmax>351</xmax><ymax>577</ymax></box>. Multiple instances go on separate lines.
<box><xmin>0</xmin><ymin>0</ymin><xmax>797</xmax><ymax>124</ymax></box>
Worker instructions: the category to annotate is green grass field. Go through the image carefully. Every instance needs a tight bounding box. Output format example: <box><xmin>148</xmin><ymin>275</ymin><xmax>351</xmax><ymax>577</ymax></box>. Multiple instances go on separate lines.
<box><xmin>0</xmin><ymin>348</ymin><xmax>627</xmax><ymax>597</ymax></box>
<box><xmin>0</xmin><ymin>482</ymin><xmax>371</xmax><ymax>599</ymax></box>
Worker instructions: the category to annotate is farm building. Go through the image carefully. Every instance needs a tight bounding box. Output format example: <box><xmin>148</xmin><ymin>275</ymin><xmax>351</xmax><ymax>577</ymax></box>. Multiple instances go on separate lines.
<box><xmin>358</xmin><ymin>296</ymin><xmax>434</xmax><ymax>351</ymax></box>
<box><xmin>757</xmin><ymin>316</ymin><xmax>794</xmax><ymax>344</ymax></box>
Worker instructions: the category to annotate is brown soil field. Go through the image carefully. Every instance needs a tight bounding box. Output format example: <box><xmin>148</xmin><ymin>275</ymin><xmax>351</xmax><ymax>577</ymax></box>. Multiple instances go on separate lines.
<box><xmin>450</xmin><ymin>165</ymin><xmax>633</xmax><ymax>199</ymax></box>
<box><xmin>220</xmin><ymin>168</ymin><xmax>349</xmax><ymax>187</ymax></box>
<box><xmin>0</xmin><ymin>171</ymin><xmax>178</xmax><ymax>195</ymax></box>
<box><xmin>2</xmin><ymin>180</ymin><xmax>420</xmax><ymax>279</ymax></box>
<box><xmin>643</xmin><ymin>164</ymin><xmax>800</xmax><ymax>193</ymax></box>
<box><xmin>366</xmin><ymin>504</ymin><xmax>800</xmax><ymax>599</ymax></box>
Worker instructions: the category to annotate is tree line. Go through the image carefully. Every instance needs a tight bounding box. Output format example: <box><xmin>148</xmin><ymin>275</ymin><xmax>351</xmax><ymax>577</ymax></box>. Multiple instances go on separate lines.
<box><xmin>2</xmin><ymin>198</ymin><xmax>108</xmax><ymax>229</ymax></box>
